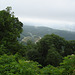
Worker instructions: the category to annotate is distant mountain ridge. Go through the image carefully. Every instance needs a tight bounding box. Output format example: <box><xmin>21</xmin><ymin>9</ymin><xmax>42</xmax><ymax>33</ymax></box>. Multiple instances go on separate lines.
<box><xmin>18</xmin><ymin>25</ymin><xmax>75</xmax><ymax>43</ymax></box>
<box><xmin>24</xmin><ymin>22</ymin><xmax>75</xmax><ymax>32</ymax></box>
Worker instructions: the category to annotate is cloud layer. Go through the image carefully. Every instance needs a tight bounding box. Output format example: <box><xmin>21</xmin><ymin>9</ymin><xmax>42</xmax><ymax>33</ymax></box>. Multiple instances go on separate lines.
<box><xmin>0</xmin><ymin>0</ymin><xmax>75</xmax><ymax>24</ymax></box>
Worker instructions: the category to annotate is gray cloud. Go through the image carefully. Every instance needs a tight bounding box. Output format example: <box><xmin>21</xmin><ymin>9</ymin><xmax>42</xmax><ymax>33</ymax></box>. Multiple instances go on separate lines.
<box><xmin>0</xmin><ymin>0</ymin><xmax>75</xmax><ymax>24</ymax></box>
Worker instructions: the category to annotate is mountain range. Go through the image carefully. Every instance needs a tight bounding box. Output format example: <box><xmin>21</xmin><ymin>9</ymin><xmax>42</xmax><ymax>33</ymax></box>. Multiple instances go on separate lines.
<box><xmin>18</xmin><ymin>25</ymin><xmax>75</xmax><ymax>43</ymax></box>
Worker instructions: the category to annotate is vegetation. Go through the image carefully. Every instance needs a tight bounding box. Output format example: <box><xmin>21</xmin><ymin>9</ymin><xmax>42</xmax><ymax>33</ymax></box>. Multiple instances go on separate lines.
<box><xmin>0</xmin><ymin>7</ymin><xmax>75</xmax><ymax>75</ymax></box>
<box><xmin>0</xmin><ymin>7</ymin><xmax>24</xmax><ymax>55</ymax></box>
<box><xmin>0</xmin><ymin>54</ymin><xmax>75</xmax><ymax>75</ymax></box>
<box><xmin>18</xmin><ymin>25</ymin><xmax>75</xmax><ymax>43</ymax></box>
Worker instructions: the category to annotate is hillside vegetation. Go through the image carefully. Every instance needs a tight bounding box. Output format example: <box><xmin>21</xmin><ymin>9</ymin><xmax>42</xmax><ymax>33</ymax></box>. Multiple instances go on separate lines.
<box><xmin>18</xmin><ymin>25</ymin><xmax>75</xmax><ymax>43</ymax></box>
<box><xmin>0</xmin><ymin>7</ymin><xmax>75</xmax><ymax>75</ymax></box>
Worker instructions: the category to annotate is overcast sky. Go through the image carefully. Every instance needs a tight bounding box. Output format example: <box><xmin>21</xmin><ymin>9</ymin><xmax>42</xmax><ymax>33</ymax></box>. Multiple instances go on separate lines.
<box><xmin>0</xmin><ymin>0</ymin><xmax>75</xmax><ymax>29</ymax></box>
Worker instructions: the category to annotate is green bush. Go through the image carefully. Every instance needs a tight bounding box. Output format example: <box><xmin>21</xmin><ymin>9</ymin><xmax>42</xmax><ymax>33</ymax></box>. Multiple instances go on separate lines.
<box><xmin>0</xmin><ymin>54</ymin><xmax>41</xmax><ymax>75</ymax></box>
<box><xmin>40</xmin><ymin>65</ymin><xmax>64</xmax><ymax>75</ymax></box>
<box><xmin>60</xmin><ymin>54</ymin><xmax>75</xmax><ymax>75</ymax></box>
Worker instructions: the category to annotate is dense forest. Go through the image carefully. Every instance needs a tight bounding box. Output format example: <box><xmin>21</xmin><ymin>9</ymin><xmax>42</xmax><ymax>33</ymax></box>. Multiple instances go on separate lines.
<box><xmin>0</xmin><ymin>7</ymin><xmax>75</xmax><ymax>75</ymax></box>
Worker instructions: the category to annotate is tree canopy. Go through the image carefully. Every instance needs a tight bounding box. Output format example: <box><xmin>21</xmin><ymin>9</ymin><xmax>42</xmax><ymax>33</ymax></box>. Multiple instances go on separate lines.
<box><xmin>0</xmin><ymin>7</ymin><xmax>23</xmax><ymax>54</ymax></box>
<box><xmin>0</xmin><ymin>7</ymin><xmax>23</xmax><ymax>42</ymax></box>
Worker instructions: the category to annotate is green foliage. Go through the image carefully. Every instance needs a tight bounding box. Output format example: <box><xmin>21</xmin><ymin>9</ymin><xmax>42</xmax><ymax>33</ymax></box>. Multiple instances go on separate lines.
<box><xmin>0</xmin><ymin>7</ymin><xmax>23</xmax><ymax>55</ymax></box>
<box><xmin>0</xmin><ymin>54</ymin><xmax>75</xmax><ymax>75</ymax></box>
<box><xmin>40</xmin><ymin>54</ymin><xmax>75</xmax><ymax>75</ymax></box>
<box><xmin>0</xmin><ymin>45</ymin><xmax>6</xmax><ymax>55</ymax></box>
<box><xmin>0</xmin><ymin>54</ymin><xmax>41</xmax><ymax>75</ymax></box>
<box><xmin>0</xmin><ymin>7</ymin><xmax>23</xmax><ymax>42</ymax></box>
<box><xmin>60</xmin><ymin>54</ymin><xmax>75</xmax><ymax>75</ymax></box>
<box><xmin>26</xmin><ymin>49</ymin><xmax>39</xmax><ymax>61</ymax></box>
<box><xmin>35</xmin><ymin>34</ymin><xmax>65</xmax><ymax>66</ymax></box>
<box><xmin>40</xmin><ymin>65</ymin><xmax>64</xmax><ymax>75</ymax></box>
<box><xmin>0</xmin><ymin>43</ymin><xmax>11</xmax><ymax>55</ymax></box>
<box><xmin>37</xmin><ymin>34</ymin><xmax>66</xmax><ymax>55</ymax></box>
<box><xmin>45</xmin><ymin>47</ymin><xmax>62</xmax><ymax>66</ymax></box>
<box><xmin>64</xmin><ymin>40</ymin><xmax>75</xmax><ymax>56</ymax></box>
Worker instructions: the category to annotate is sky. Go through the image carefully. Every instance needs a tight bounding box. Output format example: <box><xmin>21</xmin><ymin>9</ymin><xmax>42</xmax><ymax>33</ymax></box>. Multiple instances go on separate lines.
<box><xmin>0</xmin><ymin>0</ymin><xmax>75</xmax><ymax>30</ymax></box>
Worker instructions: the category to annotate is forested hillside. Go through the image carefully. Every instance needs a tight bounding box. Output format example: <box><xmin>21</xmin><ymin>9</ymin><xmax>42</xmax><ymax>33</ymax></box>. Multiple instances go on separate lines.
<box><xmin>18</xmin><ymin>25</ymin><xmax>75</xmax><ymax>44</ymax></box>
<box><xmin>0</xmin><ymin>7</ymin><xmax>75</xmax><ymax>75</ymax></box>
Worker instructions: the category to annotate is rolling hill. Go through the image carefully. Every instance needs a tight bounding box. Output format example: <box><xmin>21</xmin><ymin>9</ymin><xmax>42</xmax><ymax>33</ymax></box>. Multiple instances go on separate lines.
<box><xmin>18</xmin><ymin>25</ymin><xmax>75</xmax><ymax>43</ymax></box>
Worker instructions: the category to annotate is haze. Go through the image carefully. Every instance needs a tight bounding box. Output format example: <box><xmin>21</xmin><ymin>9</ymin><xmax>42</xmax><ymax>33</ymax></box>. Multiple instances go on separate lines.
<box><xmin>0</xmin><ymin>0</ymin><xmax>75</xmax><ymax>31</ymax></box>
